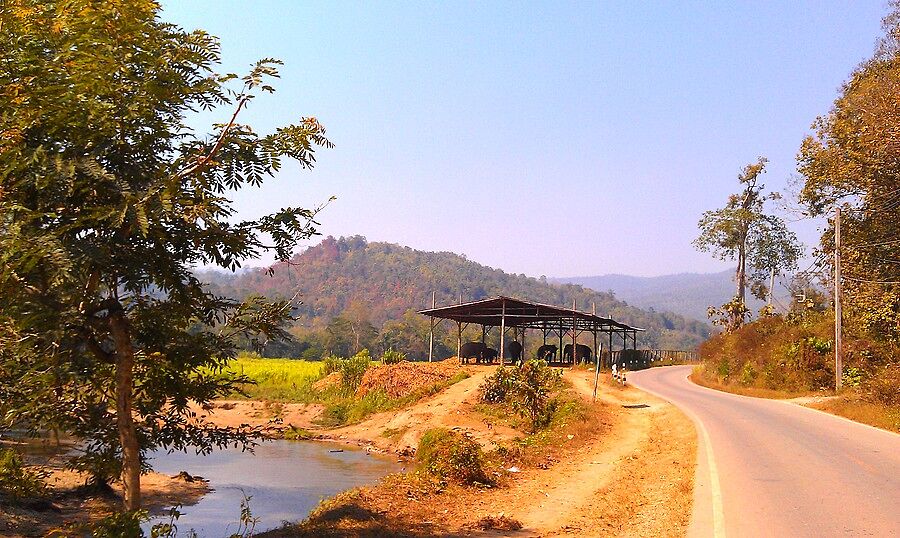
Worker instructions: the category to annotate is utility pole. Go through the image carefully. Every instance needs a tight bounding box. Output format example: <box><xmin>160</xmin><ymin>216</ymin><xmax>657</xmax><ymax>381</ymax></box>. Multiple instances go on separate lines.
<box><xmin>834</xmin><ymin>207</ymin><xmax>843</xmax><ymax>391</ymax></box>
<box><xmin>768</xmin><ymin>267</ymin><xmax>775</xmax><ymax>306</ymax></box>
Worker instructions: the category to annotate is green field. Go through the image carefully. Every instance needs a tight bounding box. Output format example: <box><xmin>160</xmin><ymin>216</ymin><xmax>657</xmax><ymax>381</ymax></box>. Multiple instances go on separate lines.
<box><xmin>225</xmin><ymin>356</ymin><xmax>325</xmax><ymax>401</ymax></box>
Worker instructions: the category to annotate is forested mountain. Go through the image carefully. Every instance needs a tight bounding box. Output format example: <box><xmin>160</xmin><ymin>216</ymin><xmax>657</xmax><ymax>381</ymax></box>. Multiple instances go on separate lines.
<box><xmin>200</xmin><ymin>236</ymin><xmax>712</xmax><ymax>359</ymax></box>
<box><xmin>553</xmin><ymin>271</ymin><xmax>765</xmax><ymax>322</ymax></box>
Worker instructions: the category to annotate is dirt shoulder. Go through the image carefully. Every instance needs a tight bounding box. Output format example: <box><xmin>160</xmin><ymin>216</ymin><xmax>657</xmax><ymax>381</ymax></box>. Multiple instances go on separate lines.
<box><xmin>263</xmin><ymin>368</ymin><xmax>698</xmax><ymax>537</ymax></box>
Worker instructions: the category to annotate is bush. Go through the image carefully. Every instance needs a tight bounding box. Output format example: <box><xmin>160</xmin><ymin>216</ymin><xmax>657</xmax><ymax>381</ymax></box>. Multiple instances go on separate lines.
<box><xmin>341</xmin><ymin>349</ymin><xmax>372</xmax><ymax>392</ymax></box>
<box><xmin>380</xmin><ymin>349</ymin><xmax>406</xmax><ymax>365</ymax></box>
<box><xmin>322</xmin><ymin>354</ymin><xmax>343</xmax><ymax>375</ymax></box>
<box><xmin>480</xmin><ymin>366</ymin><xmax>516</xmax><ymax>403</ymax></box>
<box><xmin>416</xmin><ymin>428</ymin><xmax>491</xmax><ymax>485</ymax></box>
<box><xmin>479</xmin><ymin>360</ymin><xmax>563</xmax><ymax>431</ymax></box>
<box><xmin>0</xmin><ymin>448</ymin><xmax>48</xmax><ymax>503</ymax></box>
<box><xmin>865</xmin><ymin>363</ymin><xmax>900</xmax><ymax>407</ymax></box>
<box><xmin>321</xmin><ymin>350</ymin><xmax>373</xmax><ymax>394</ymax></box>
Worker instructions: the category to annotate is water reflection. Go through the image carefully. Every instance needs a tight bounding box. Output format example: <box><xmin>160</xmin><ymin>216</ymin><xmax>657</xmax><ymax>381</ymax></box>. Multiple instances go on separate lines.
<box><xmin>145</xmin><ymin>440</ymin><xmax>401</xmax><ymax>536</ymax></box>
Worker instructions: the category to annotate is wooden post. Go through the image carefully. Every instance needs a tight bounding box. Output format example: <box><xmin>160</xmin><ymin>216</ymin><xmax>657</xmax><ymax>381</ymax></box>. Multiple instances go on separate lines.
<box><xmin>834</xmin><ymin>207</ymin><xmax>843</xmax><ymax>391</ymax></box>
<box><xmin>558</xmin><ymin>328</ymin><xmax>563</xmax><ymax>365</ymax></box>
<box><xmin>521</xmin><ymin>328</ymin><xmax>526</xmax><ymax>362</ymax></box>
<box><xmin>428</xmin><ymin>291</ymin><xmax>436</xmax><ymax>362</ymax></box>
<box><xmin>499</xmin><ymin>299</ymin><xmax>506</xmax><ymax>366</ymax></box>
<box><xmin>593</xmin><ymin>341</ymin><xmax>602</xmax><ymax>401</ymax></box>
<box><xmin>607</xmin><ymin>331</ymin><xmax>613</xmax><ymax>369</ymax></box>
<box><xmin>572</xmin><ymin>299</ymin><xmax>577</xmax><ymax>365</ymax></box>
<box><xmin>456</xmin><ymin>321</ymin><xmax>462</xmax><ymax>361</ymax></box>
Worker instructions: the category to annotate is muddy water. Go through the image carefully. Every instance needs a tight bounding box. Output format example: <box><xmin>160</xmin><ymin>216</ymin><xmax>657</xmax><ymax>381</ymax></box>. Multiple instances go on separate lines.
<box><xmin>145</xmin><ymin>440</ymin><xmax>402</xmax><ymax>536</ymax></box>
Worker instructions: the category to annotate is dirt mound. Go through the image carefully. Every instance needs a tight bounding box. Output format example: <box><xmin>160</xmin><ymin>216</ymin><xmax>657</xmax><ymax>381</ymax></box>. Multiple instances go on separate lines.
<box><xmin>356</xmin><ymin>358</ymin><xmax>464</xmax><ymax>398</ymax></box>
<box><xmin>312</xmin><ymin>371</ymin><xmax>341</xmax><ymax>391</ymax></box>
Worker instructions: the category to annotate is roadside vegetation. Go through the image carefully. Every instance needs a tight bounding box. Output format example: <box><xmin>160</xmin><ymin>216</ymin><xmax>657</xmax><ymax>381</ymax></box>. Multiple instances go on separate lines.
<box><xmin>695</xmin><ymin>305</ymin><xmax>900</xmax><ymax>431</ymax></box>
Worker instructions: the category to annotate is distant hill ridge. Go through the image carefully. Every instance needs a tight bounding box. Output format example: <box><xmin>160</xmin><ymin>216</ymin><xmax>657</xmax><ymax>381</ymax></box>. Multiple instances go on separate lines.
<box><xmin>200</xmin><ymin>236</ymin><xmax>712</xmax><ymax>349</ymax></box>
<box><xmin>552</xmin><ymin>271</ymin><xmax>769</xmax><ymax>323</ymax></box>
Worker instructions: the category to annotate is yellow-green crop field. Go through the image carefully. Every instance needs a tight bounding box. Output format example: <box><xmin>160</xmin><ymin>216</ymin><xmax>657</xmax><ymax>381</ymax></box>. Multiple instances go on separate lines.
<box><xmin>225</xmin><ymin>356</ymin><xmax>325</xmax><ymax>401</ymax></box>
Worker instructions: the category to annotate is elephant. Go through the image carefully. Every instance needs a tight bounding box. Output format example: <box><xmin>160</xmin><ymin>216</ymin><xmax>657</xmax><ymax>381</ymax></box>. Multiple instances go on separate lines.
<box><xmin>459</xmin><ymin>342</ymin><xmax>499</xmax><ymax>364</ymax></box>
<box><xmin>562</xmin><ymin>343</ymin><xmax>593</xmax><ymax>364</ymax></box>
<box><xmin>536</xmin><ymin>344</ymin><xmax>557</xmax><ymax>361</ymax></box>
<box><xmin>506</xmin><ymin>341</ymin><xmax>523</xmax><ymax>363</ymax></box>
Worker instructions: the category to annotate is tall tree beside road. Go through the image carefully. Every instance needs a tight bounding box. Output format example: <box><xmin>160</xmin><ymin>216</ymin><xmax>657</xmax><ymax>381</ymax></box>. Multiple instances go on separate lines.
<box><xmin>798</xmin><ymin>1</ymin><xmax>900</xmax><ymax>344</ymax></box>
<box><xmin>694</xmin><ymin>158</ymin><xmax>802</xmax><ymax>330</ymax></box>
<box><xmin>0</xmin><ymin>0</ymin><xmax>331</xmax><ymax>509</ymax></box>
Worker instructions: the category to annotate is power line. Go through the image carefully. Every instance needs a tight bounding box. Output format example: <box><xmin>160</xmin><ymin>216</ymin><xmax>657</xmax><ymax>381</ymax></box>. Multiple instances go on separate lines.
<box><xmin>843</xmin><ymin>275</ymin><xmax>900</xmax><ymax>285</ymax></box>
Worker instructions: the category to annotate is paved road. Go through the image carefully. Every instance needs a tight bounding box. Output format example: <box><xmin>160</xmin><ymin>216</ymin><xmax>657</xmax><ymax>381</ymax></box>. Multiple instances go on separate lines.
<box><xmin>629</xmin><ymin>365</ymin><xmax>900</xmax><ymax>538</ymax></box>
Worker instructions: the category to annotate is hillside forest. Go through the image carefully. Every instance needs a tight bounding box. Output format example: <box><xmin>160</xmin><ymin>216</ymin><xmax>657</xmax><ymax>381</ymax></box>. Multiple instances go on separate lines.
<box><xmin>200</xmin><ymin>236</ymin><xmax>713</xmax><ymax>360</ymax></box>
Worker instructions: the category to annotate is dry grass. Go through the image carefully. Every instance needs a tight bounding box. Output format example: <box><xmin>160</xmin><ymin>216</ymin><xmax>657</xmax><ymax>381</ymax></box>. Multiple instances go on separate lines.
<box><xmin>809</xmin><ymin>395</ymin><xmax>900</xmax><ymax>433</ymax></box>
<box><xmin>691</xmin><ymin>367</ymin><xmax>900</xmax><ymax>433</ymax></box>
<box><xmin>690</xmin><ymin>367</ymin><xmax>820</xmax><ymax>399</ymax></box>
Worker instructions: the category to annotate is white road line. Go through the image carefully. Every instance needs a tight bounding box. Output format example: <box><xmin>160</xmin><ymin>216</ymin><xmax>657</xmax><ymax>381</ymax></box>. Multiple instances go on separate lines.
<box><xmin>696</xmin><ymin>412</ymin><xmax>726</xmax><ymax>538</ymax></box>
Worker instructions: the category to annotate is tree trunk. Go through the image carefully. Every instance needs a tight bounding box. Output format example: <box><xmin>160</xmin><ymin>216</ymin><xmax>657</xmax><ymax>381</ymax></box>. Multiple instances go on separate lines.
<box><xmin>109</xmin><ymin>310</ymin><xmax>142</xmax><ymax>510</ymax></box>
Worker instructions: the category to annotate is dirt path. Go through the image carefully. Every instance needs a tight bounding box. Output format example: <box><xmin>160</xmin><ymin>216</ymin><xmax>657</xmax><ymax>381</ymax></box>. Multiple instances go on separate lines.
<box><xmin>331</xmin><ymin>368</ymin><xmax>521</xmax><ymax>453</ymax></box>
<box><xmin>454</xmin><ymin>370</ymin><xmax>697</xmax><ymax>537</ymax></box>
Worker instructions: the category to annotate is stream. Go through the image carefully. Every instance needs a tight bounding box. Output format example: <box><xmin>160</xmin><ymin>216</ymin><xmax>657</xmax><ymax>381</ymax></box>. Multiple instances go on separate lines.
<box><xmin>144</xmin><ymin>440</ymin><xmax>402</xmax><ymax>536</ymax></box>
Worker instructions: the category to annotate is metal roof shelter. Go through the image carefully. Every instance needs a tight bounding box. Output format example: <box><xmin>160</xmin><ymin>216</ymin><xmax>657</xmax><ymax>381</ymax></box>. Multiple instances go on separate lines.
<box><xmin>419</xmin><ymin>296</ymin><xmax>643</xmax><ymax>366</ymax></box>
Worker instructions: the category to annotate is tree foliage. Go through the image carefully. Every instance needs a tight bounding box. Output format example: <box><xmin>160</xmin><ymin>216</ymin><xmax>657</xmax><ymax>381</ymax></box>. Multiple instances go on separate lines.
<box><xmin>797</xmin><ymin>1</ymin><xmax>900</xmax><ymax>343</ymax></box>
<box><xmin>0</xmin><ymin>1</ymin><xmax>330</xmax><ymax>509</ymax></box>
<box><xmin>694</xmin><ymin>158</ymin><xmax>802</xmax><ymax>330</ymax></box>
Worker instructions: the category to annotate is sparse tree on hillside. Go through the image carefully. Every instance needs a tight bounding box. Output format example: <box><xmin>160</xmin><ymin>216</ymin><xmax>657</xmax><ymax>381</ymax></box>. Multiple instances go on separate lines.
<box><xmin>0</xmin><ymin>1</ymin><xmax>330</xmax><ymax>509</ymax></box>
<box><xmin>694</xmin><ymin>158</ymin><xmax>802</xmax><ymax>330</ymax></box>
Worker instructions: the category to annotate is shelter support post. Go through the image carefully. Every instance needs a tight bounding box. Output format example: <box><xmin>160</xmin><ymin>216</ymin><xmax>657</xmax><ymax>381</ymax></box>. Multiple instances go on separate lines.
<box><xmin>608</xmin><ymin>332</ymin><xmax>613</xmax><ymax>369</ymax></box>
<box><xmin>456</xmin><ymin>321</ymin><xmax>462</xmax><ymax>361</ymax></box>
<box><xmin>558</xmin><ymin>329</ymin><xmax>563</xmax><ymax>365</ymax></box>
<box><xmin>499</xmin><ymin>299</ymin><xmax>506</xmax><ymax>366</ymax></box>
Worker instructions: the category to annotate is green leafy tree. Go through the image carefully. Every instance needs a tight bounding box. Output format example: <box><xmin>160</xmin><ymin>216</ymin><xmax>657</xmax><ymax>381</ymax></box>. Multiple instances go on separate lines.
<box><xmin>0</xmin><ymin>1</ymin><xmax>331</xmax><ymax>509</ymax></box>
<box><xmin>694</xmin><ymin>157</ymin><xmax>802</xmax><ymax>329</ymax></box>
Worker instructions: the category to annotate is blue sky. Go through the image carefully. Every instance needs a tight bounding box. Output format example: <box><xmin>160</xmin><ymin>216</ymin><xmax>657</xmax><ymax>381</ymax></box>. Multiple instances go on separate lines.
<box><xmin>162</xmin><ymin>1</ymin><xmax>886</xmax><ymax>277</ymax></box>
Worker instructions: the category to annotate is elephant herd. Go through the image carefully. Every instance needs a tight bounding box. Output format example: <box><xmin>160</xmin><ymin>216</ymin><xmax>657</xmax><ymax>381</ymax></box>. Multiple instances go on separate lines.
<box><xmin>459</xmin><ymin>340</ymin><xmax>593</xmax><ymax>365</ymax></box>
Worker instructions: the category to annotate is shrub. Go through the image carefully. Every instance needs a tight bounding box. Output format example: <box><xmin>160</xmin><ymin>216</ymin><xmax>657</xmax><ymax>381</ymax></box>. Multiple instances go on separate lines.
<box><xmin>416</xmin><ymin>428</ymin><xmax>491</xmax><ymax>485</ymax></box>
<box><xmin>320</xmin><ymin>350</ymin><xmax>373</xmax><ymax>394</ymax></box>
<box><xmin>0</xmin><ymin>448</ymin><xmax>48</xmax><ymax>503</ymax></box>
<box><xmin>842</xmin><ymin>366</ymin><xmax>866</xmax><ymax>388</ymax></box>
<box><xmin>340</xmin><ymin>349</ymin><xmax>372</xmax><ymax>392</ymax></box>
<box><xmin>512</xmin><ymin>360</ymin><xmax>563</xmax><ymax>431</ymax></box>
<box><xmin>479</xmin><ymin>360</ymin><xmax>563</xmax><ymax>432</ymax></box>
<box><xmin>380</xmin><ymin>349</ymin><xmax>406</xmax><ymax>365</ymax></box>
<box><xmin>322</xmin><ymin>354</ymin><xmax>343</xmax><ymax>375</ymax></box>
<box><xmin>480</xmin><ymin>366</ymin><xmax>516</xmax><ymax>403</ymax></box>
<box><xmin>865</xmin><ymin>363</ymin><xmax>900</xmax><ymax>407</ymax></box>
<box><xmin>740</xmin><ymin>362</ymin><xmax>756</xmax><ymax>386</ymax></box>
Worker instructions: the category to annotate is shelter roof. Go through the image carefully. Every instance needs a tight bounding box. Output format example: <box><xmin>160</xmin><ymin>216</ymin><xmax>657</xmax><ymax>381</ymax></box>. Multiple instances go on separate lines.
<box><xmin>418</xmin><ymin>296</ymin><xmax>643</xmax><ymax>333</ymax></box>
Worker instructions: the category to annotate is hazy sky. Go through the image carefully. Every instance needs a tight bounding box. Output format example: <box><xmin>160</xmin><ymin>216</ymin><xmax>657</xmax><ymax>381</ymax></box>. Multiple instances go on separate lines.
<box><xmin>162</xmin><ymin>1</ymin><xmax>886</xmax><ymax>278</ymax></box>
